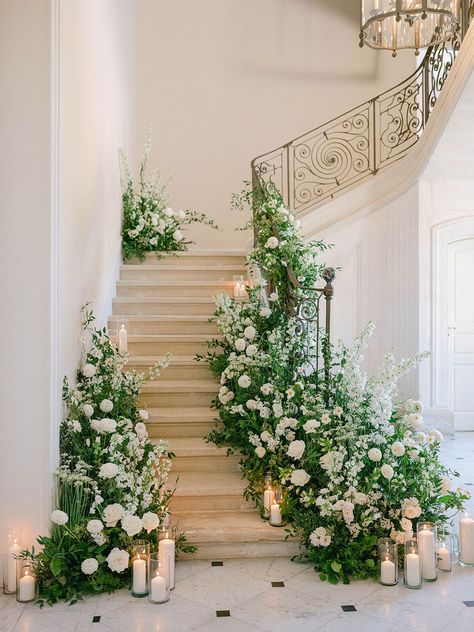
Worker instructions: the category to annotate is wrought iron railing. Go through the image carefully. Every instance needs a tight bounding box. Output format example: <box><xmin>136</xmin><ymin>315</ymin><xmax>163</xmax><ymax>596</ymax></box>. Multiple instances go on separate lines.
<box><xmin>251</xmin><ymin>0</ymin><xmax>474</xmax><ymax>380</ymax></box>
<box><xmin>251</xmin><ymin>0</ymin><xmax>474</xmax><ymax>216</ymax></box>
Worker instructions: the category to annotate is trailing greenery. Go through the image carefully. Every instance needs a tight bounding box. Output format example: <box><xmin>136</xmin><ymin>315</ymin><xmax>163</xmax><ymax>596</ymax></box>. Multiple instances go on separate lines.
<box><xmin>200</xmin><ymin>182</ymin><xmax>469</xmax><ymax>583</ymax></box>
<box><xmin>120</xmin><ymin>131</ymin><xmax>218</xmax><ymax>261</ymax></box>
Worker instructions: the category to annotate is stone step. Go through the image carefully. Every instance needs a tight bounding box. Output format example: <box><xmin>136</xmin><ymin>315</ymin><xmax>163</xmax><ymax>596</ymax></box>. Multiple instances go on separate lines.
<box><xmin>128</xmin><ymin>355</ymin><xmax>213</xmax><ymax>380</ymax></box>
<box><xmin>110</xmin><ymin>316</ymin><xmax>218</xmax><ymax>336</ymax></box>
<box><xmin>125</xmin><ymin>250</ymin><xmax>246</xmax><ymax>266</ymax></box>
<box><xmin>127</xmin><ymin>334</ymin><xmax>218</xmax><ymax>356</ymax></box>
<box><xmin>112</xmin><ymin>297</ymin><xmax>217</xmax><ymax>316</ymax></box>
<box><xmin>167</xmin><ymin>471</ymin><xmax>254</xmax><ymax>512</ymax></box>
<box><xmin>140</xmin><ymin>379</ymin><xmax>217</xmax><ymax>407</ymax></box>
<box><xmin>146</xmin><ymin>407</ymin><xmax>219</xmax><ymax>438</ymax></box>
<box><xmin>174</xmin><ymin>510</ymin><xmax>300</xmax><ymax>559</ymax></box>
<box><xmin>116</xmin><ymin>280</ymin><xmax>234</xmax><ymax>299</ymax></box>
<box><xmin>163</xmin><ymin>437</ymin><xmax>241</xmax><ymax>472</ymax></box>
<box><xmin>120</xmin><ymin>264</ymin><xmax>247</xmax><ymax>283</ymax></box>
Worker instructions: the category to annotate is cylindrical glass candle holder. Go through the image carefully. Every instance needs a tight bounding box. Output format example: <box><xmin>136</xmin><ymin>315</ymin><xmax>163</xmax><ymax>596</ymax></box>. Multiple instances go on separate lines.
<box><xmin>404</xmin><ymin>538</ymin><xmax>421</xmax><ymax>589</ymax></box>
<box><xmin>417</xmin><ymin>522</ymin><xmax>438</xmax><ymax>581</ymax></box>
<box><xmin>269</xmin><ymin>487</ymin><xmax>286</xmax><ymax>527</ymax></box>
<box><xmin>263</xmin><ymin>475</ymin><xmax>274</xmax><ymax>519</ymax></box>
<box><xmin>114</xmin><ymin>318</ymin><xmax>128</xmax><ymax>354</ymax></box>
<box><xmin>437</xmin><ymin>527</ymin><xmax>454</xmax><ymax>572</ymax></box>
<box><xmin>16</xmin><ymin>559</ymin><xmax>38</xmax><ymax>603</ymax></box>
<box><xmin>378</xmin><ymin>538</ymin><xmax>398</xmax><ymax>586</ymax></box>
<box><xmin>3</xmin><ymin>529</ymin><xmax>21</xmax><ymax>595</ymax></box>
<box><xmin>131</xmin><ymin>540</ymin><xmax>149</xmax><ymax>597</ymax></box>
<box><xmin>459</xmin><ymin>511</ymin><xmax>474</xmax><ymax>566</ymax></box>
<box><xmin>233</xmin><ymin>275</ymin><xmax>246</xmax><ymax>298</ymax></box>
<box><xmin>158</xmin><ymin>526</ymin><xmax>176</xmax><ymax>590</ymax></box>
<box><xmin>148</xmin><ymin>553</ymin><xmax>170</xmax><ymax>604</ymax></box>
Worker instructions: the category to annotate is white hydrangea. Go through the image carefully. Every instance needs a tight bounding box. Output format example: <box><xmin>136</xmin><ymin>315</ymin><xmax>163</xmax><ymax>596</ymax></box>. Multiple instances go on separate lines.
<box><xmin>238</xmin><ymin>375</ymin><xmax>251</xmax><ymax>388</ymax></box>
<box><xmin>99</xmin><ymin>463</ymin><xmax>119</xmax><ymax>479</ymax></box>
<box><xmin>391</xmin><ymin>441</ymin><xmax>405</xmax><ymax>457</ymax></box>
<box><xmin>368</xmin><ymin>448</ymin><xmax>382</xmax><ymax>462</ymax></box>
<box><xmin>244</xmin><ymin>326</ymin><xmax>256</xmax><ymax>340</ymax></box>
<box><xmin>99</xmin><ymin>399</ymin><xmax>113</xmax><ymax>413</ymax></box>
<box><xmin>82</xmin><ymin>363</ymin><xmax>96</xmax><ymax>378</ymax></box>
<box><xmin>246</xmin><ymin>344</ymin><xmax>257</xmax><ymax>357</ymax></box>
<box><xmin>235</xmin><ymin>338</ymin><xmax>246</xmax><ymax>351</ymax></box>
<box><xmin>83</xmin><ymin>404</ymin><xmax>94</xmax><ymax>417</ymax></box>
<box><xmin>380</xmin><ymin>464</ymin><xmax>394</xmax><ymax>480</ymax></box>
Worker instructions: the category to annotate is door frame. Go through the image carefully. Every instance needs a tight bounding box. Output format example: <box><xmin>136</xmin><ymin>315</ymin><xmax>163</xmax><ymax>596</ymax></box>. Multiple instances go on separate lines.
<box><xmin>432</xmin><ymin>218</ymin><xmax>474</xmax><ymax>419</ymax></box>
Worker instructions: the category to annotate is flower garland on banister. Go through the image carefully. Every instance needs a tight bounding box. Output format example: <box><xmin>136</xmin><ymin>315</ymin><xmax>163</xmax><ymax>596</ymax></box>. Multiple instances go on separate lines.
<box><xmin>200</xmin><ymin>182</ymin><xmax>469</xmax><ymax>584</ymax></box>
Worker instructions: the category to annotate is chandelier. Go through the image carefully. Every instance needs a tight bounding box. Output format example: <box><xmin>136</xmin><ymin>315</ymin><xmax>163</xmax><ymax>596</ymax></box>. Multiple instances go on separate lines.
<box><xmin>359</xmin><ymin>1</ymin><xmax>461</xmax><ymax>56</ymax></box>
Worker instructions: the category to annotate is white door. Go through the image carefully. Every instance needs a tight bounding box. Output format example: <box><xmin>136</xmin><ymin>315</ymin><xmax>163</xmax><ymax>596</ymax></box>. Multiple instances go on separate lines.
<box><xmin>448</xmin><ymin>238</ymin><xmax>474</xmax><ymax>431</ymax></box>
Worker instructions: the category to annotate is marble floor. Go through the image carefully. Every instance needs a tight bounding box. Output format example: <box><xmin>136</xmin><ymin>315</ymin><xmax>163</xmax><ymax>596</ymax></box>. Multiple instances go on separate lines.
<box><xmin>2</xmin><ymin>433</ymin><xmax>474</xmax><ymax>632</ymax></box>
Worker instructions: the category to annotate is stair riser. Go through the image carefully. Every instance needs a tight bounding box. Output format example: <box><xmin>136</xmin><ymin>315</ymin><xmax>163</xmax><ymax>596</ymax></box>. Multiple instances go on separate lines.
<box><xmin>140</xmin><ymin>392</ymin><xmax>216</xmax><ymax>407</ymax></box>
<box><xmin>126</xmin><ymin>254</ymin><xmax>246</xmax><ymax>266</ymax></box>
<box><xmin>171</xmin><ymin>455</ymin><xmax>241</xmax><ymax>472</ymax></box>
<box><xmin>170</xmin><ymin>495</ymin><xmax>254</xmax><ymax>512</ymax></box>
<box><xmin>148</xmin><ymin>422</ymin><xmax>218</xmax><ymax>438</ymax></box>
<box><xmin>179</xmin><ymin>541</ymin><xmax>301</xmax><ymax>560</ymax></box>
<box><xmin>113</xmin><ymin>302</ymin><xmax>216</xmax><ymax>316</ymax></box>
<box><xmin>121</xmin><ymin>268</ymin><xmax>246</xmax><ymax>282</ymax></box>
<box><xmin>128</xmin><ymin>341</ymin><xmax>212</xmax><ymax>355</ymax></box>
<box><xmin>117</xmin><ymin>285</ymin><xmax>232</xmax><ymax>298</ymax></box>
<box><xmin>114</xmin><ymin>320</ymin><xmax>217</xmax><ymax>335</ymax></box>
<box><xmin>129</xmin><ymin>364</ymin><xmax>212</xmax><ymax>380</ymax></box>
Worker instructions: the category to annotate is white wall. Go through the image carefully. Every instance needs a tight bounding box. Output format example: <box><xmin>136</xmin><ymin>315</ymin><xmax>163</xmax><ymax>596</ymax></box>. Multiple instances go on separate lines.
<box><xmin>59</xmin><ymin>0</ymin><xmax>136</xmax><ymax>382</ymax></box>
<box><xmin>0</xmin><ymin>0</ymin><xmax>52</xmax><ymax>547</ymax></box>
<box><xmin>134</xmin><ymin>0</ymin><xmax>415</xmax><ymax>249</ymax></box>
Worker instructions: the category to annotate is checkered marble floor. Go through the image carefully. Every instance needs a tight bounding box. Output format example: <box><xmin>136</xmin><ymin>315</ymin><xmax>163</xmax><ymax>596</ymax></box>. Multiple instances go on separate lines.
<box><xmin>2</xmin><ymin>433</ymin><xmax>474</xmax><ymax>632</ymax></box>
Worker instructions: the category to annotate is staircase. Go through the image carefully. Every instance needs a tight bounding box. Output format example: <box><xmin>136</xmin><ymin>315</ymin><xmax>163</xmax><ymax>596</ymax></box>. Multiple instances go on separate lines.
<box><xmin>110</xmin><ymin>250</ymin><xmax>300</xmax><ymax>559</ymax></box>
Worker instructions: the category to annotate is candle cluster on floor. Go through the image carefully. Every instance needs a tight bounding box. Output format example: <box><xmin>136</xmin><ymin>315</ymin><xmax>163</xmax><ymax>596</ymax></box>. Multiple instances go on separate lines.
<box><xmin>2</xmin><ymin>530</ymin><xmax>38</xmax><ymax>603</ymax></box>
<box><xmin>262</xmin><ymin>475</ymin><xmax>285</xmax><ymax>527</ymax></box>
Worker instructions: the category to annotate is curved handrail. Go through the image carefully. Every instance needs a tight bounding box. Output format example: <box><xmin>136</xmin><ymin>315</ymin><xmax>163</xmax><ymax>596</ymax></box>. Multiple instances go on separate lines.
<box><xmin>251</xmin><ymin>0</ymin><xmax>474</xmax><ymax>216</ymax></box>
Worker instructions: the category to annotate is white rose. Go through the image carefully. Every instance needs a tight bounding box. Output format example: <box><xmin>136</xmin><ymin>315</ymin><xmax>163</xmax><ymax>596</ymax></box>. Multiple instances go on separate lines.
<box><xmin>440</xmin><ymin>477</ymin><xmax>452</xmax><ymax>494</ymax></box>
<box><xmin>402</xmin><ymin>498</ymin><xmax>421</xmax><ymax>519</ymax></box>
<box><xmin>286</xmin><ymin>388</ymin><xmax>295</xmax><ymax>399</ymax></box>
<box><xmin>303</xmin><ymin>419</ymin><xmax>319</xmax><ymax>433</ymax></box>
<box><xmin>353</xmin><ymin>492</ymin><xmax>367</xmax><ymax>505</ymax></box>
<box><xmin>177</xmin><ymin>209</ymin><xmax>186</xmax><ymax>219</ymax></box>
<box><xmin>103</xmin><ymin>503</ymin><xmax>125</xmax><ymax>527</ymax></box>
<box><xmin>400</xmin><ymin>517</ymin><xmax>412</xmax><ymax>533</ymax></box>
<box><xmin>255</xmin><ymin>446</ymin><xmax>266</xmax><ymax>458</ymax></box>
<box><xmin>70</xmin><ymin>420</ymin><xmax>81</xmax><ymax>433</ymax></box>
<box><xmin>135</xmin><ymin>422</ymin><xmax>148</xmax><ymax>439</ymax></box>
<box><xmin>408</xmin><ymin>413</ymin><xmax>423</xmax><ymax>429</ymax></box>
<box><xmin>238</xmin><ymin>375</ymin><xmax>251</xmax><ymax>388</ymax></box>
<box><xmin>100</xmin><ymin>399</ymin><xmax>113</xmax><ymax>413</ymax></box>
<box><xmin>142</xmin><ymin>512</ymin><xmax>160</xmax><ymax>534</ymax></box>
<box><xmin>121</xmin><ymin>514</ymin><xmax>143</xmax><ymax>537</ymax></box>
<box><xmin>429</xmin><ymin>429</ymin><xmax>443</xmax><ymax>443</ymax></box>
<box><xmin>290</xmin><ymin>469</ymin><xmax>310</xmax><ymax>486</ymax></box>
<box><xmin>86</xmin><ymin>519</ymin><xmax>104</xmax><ymax>535</ymax></box>
<box><xmin>173</xmin><ymin>229</ymin><xmax>183</xmax><ymax>242</ymax></box>
<box><xmin>82</xmin><ymin>363</ymin><xmax>96</xmax><ymax>378</ymax></box>
<box><xmin>333</xmin><ymin>406</ymin><xmax>343</xmax><ymax>417</ymax></box>
<box><xmin>106</xmin><ymin>548</ymin><xmax>130</xmax><ymax>573</ymax></box>
<box><xmin>235</xmin><ymin>338</ymin><xmax>246</xmax><ymax>352</ymax></box>
<box><xmin>94</xmin><ymin>533</ymin><xmax>106</xmax><ymax>546</ymax></box>
<box><xmin>286</xmin><ymin>440</ymin><xmax>305</xmax><ymax>460</ymax></box>
<box><xmin>259</xmin><ymin>307</ymin><xmax>271</xmax><ymax>318</ymax></box>
<box><xmin>164</xmin><ymin>207</ymin><xmax>174</xmax><ymax>217</ymax></box>
<box><xmin>265</xmin><ymin>236</ymin><xmax>279</xmax><ymax>249</ymax></box>
<box><xmin>244</xmin><ymin>326</ymin><xmax>256</xmax><ymax>340</ymax></box>
<box><xmin>391</xmin><ymin>441</ymin><xmax>405</xmax><ymax>457</ymax></box>
<box><xmin>138</xmin><ymin>409</ymin><xmax>149</xmax><ymax>420</ymax></box>
<box><xmin>321</xmin><ymin>413</ymin><xmax>330</xmax><ymax>425</ymax></box>
<box><xmin>83</xmin><ymin>404</ymin><xmax>94</xmax><ymax>417</ymax></box>
<box><xmin>246</xmin><ymin>344</ymin><xmax>257</xmax><ymax>357</ymax></box>
<box><xmin>368</xmin><ymin>448</ymin><xmax>382</xmax><ymax>462</ymax></box>
<box><xmin>99</xmin><ymin>463</ymin><xmax>119</xmax><ymax>479</ymax></box>
<box><xmin>319</xmin><ymin>452</ymin><xmax>336</xmax><ymax>471</ymax></box>
<box><xmin>381</xmin><ymin>464</ymin><xmax>394</xmax><ymax>480</ymax></box>
<box><xmin>51</xmin><ymin>510</ymin><xmax>68</xmax><ymax>525</ymax></box>
<box><xmin>268</xmin><ymin>292</ymin><xmax>278</xmax><ymax>302</ymax></box>
<box><xmin>261</xmin><ymin>383</ymin><xmax>273</xmax><ymax>395</ymax></box>
<box><xmin>260</xmin><ymin>430</ymin><xmax>272</xmax><ymax>442</ymax></box>
<box><xmin>246</xmin><ymin>399</ymin><xmax>257</xmax><ymax>411</ymax></box>
<box><xmin>81</xmin><ymin>558</ymin><xmax>99</xmax><ymax>575</ymax></box>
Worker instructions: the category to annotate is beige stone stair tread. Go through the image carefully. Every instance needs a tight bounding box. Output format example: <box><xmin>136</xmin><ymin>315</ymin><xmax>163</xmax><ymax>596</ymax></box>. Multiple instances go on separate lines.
<box><xmin>146</xmin><ymin>406</ymin><xmax>217</xmax><ymax>420</ymax></box>
<box><xmin>113</xmin><ymin>316</ymin><xmax>214</xmax><ymax>322</ymax></box>
<box><xmin>142</xmin><ymin>379</ymin><xmax>218</xmax><ymax>392</ymax></box>
<box><xmin>173</xmin><ymin>511</ymin><xmax>295</xmax><ymax>543</ymax></box>
<box><xmin>146</xmin><ymin>249</ymin><xmax>246</xmax><ymax>256</ymax></box>
<box><xmin>128</xmin><ymin>334</ymin><xmax>220</xmax><ymax>341</ymax></box>
<box><xmin>167</xmin><ymin>471</ymin><xmax>246</xmax><ymax>496</ymax></box>
<box><xmin>121</xmin><ymin>264</ymin><xmax>246</xmax><ymax>272</ymax></box>
<box><xmin>117</xmin><ymin>280</ymin><xmax>233</xmax><ymax>287</ymax></box>
<box><xmin>166</xmin><ymin>437</ymin><xmax>230</xmax><ymax>457</ymax></box>
<box><xmin>129</xmin><ymin>355</ymin><xmax>210</xmax><ymax>365</ymax></box>
<box><xmin>114</xmin><ymin>297</ymin><xmax>217</xmax><ymax>303</ymax></box>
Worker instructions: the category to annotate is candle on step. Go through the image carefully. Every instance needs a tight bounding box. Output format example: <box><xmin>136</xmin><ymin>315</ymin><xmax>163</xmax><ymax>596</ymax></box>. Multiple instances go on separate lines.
<box><xmin>118</xmin><ymin>323</ymin><xmax>128</xmax><ymax>354</ymax></box>
<box><xmin>233</xmin><ymin>275</ymin><xmax>246</xmax><ymax>298</ymax></box>
<box><xmin>132</xmin><ymin>556</ymin><xmax>147</xmax><ymax>595</ymax></box>
<box><xmin>263</xmin><ymin>474</ymin><xmax>274</xmax><ymax>518</ymax></box>
<box><xmin>417</xmin><ymin>523</ymin><xmax>437</xmax><ymax>581</ymax></box>
<box><xmin>158</xmin><ymin>527</ymin><xmax>175</xmax><ymax>589</ymax></box>
<box><xmin>270</xmin><ymin>501</ymin><xmax>282</xmax><ymax>527</ymax></box>
<box><xmin>6</xmin><ymin>539</ymin><xmax>21</xmax><ymax>593</ymax></box>
<box><xmin>381</xmin><ymin>557</ymin><xmax>396</xmax><ymax>585</ymax></box>
<box><xmin>459</xmin><ymin>513</ymin><xmax>474</xmax><ymax>565</ymax></box>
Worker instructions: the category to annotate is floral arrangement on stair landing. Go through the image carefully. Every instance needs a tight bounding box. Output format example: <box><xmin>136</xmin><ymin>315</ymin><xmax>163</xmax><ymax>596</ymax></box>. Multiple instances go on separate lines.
<box><xmin>25</xmin><ymin>308</ymin><xmax>192</xmax><ymax>606</ymax></box>
<box><xmin>120</xmin><ymin>130</ymin><xmax>218</xmax><ymax>262</ymax></box>
<box><xmin>200</xmin><ymin>182</ymin><xmax>469</xmax><ymax>584</ymax></box>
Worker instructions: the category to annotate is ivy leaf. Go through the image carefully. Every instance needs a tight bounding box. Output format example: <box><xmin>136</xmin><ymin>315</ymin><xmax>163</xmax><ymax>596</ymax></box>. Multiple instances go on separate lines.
<box><xmin>331</xmin><ymin>561</ymin><xmax>342</xmax><ymax>574</ymax></box>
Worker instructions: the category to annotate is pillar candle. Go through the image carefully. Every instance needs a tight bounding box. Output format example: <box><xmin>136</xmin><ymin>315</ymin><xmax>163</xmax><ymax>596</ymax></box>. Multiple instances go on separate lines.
<box><xmin>263</xmin><ymin>488</ymin><xmax>275</xmax><ymax>518</ymax></box>
<box><xmin>381</xmin><ymin>558</ymin><xmax>396</xmax><ymax>585</ymax></box>
<box><xmin>150</xmin><ymin>574</ymin><xmax>167</xmax><ymax>603</ymax></box>
<box><xmin>405</xmin><ymin>552</ymin><xmax>421</xmax><ymax>586</ymax></box>
<box><xmin>158</xmin><ymin>534</ymin><xmax>175</xmax><ymax>589</ymax></box>
<box><xmin>460</xmin><ymin>517</ymin><xmax>474</xmax><ymax>564</ymax></box>
<box><xmin>7</xmin><ymin>541</ymin><xmax>21</xmax><ymax>593</ymax></box>
<box><xmin>437</xmin><ymin>546</ymin><xmax>451</xmax><ymax>571</ymax></box>
<box><xmin>418</xmin><ymin>528</ymin><xmax>437</xmax><ymax>580</ymax></box>
<box><xmin>132</xmin><ymin>557</ymin><xmax>147</xmax><ymax>594</ymax></box>
<box><xmin>270</xmin><ymin>503</ymin><xmax>282</xmax><ymax>526</ymax></box>
<box><xmin>18</xmin><ymin>572</ymin><xmax>36</xmax><ymax>602</ymax></box>
<box><xmin>118</xmin><ymin>324</ymin><xmax>128</xmax><ymax>354</ymax></box>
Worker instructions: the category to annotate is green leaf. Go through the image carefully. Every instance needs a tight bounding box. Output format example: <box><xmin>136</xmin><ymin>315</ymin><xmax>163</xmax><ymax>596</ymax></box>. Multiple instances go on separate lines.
<box><xmin>50</xmin><ymin>557</ymin><xmax>63</xmax><ymax>577</ymax></box>
<box><xmin>330</xmin><ymin>561</ymin><xmax>342</xmax><ymax>574</ymax></box>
